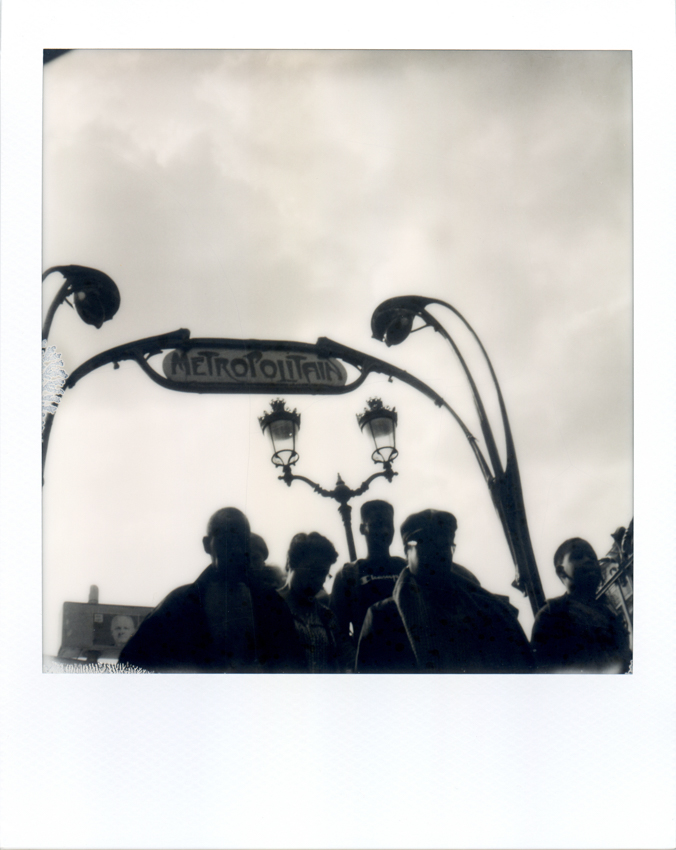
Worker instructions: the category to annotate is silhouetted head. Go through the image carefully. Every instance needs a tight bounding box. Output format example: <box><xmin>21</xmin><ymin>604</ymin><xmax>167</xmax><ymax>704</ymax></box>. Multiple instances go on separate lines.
<box><xmin>203</xmin><ymin>507</ymin><xmax>251</xmax><ymax>583</ymax></box>
<box><xmin>359</xmin><ymin>500</ymin><xmax>395</xmax><ymax>553</ymax></box>
<box><xmin>248</xmin><ymin>533</ymin><xmax>286</xmax><ymax>591</ymax></box>
<box><xmin>401</xmin><ymin>509</ymin><xmax>457</xmax><ymax>577</ymax></box>
<box><xmin>250</xmin><ymin>533</ymin><xmax>269</xmax><ymax>568</ymax></box>
<box><xmin>285</xmin><ymin>532</ymin><xmax>339</xmax><ymax>600</ymax></box>
<box><xmin>553</xmin><ymin>538</ymin><xmax>602</xmax><ymax>599</ymax></box>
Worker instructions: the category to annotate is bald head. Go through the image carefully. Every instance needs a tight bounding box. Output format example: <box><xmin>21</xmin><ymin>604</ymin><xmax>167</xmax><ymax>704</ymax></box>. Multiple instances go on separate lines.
<box><xmin>203</xmin><ymin>507</ymin><xmax>251</xmax><ymax>582</ymax></box>
<box><xmin>207</xmin><ymin>507</ymin><xmax>250</xmax><ymax>538</ymax></box>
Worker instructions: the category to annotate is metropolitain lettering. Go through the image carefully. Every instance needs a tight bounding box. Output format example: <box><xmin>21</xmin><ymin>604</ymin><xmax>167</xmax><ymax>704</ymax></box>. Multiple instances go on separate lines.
<box><xmin>163</xmin><ymin>347</ymin><xmax>347</xmax><ymax>389</ymax></box>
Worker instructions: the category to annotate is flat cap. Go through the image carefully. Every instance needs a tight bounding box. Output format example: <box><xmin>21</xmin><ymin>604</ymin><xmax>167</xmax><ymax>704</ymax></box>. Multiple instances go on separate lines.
<box><xmin>401</xmin><ymin>509</ymin><xmax>457</xmax><ymax>546</ymax></box>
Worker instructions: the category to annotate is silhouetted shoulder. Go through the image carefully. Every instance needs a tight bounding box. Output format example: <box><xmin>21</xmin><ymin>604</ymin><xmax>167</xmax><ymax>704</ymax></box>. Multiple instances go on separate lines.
<box><xmin>366</xmin><ymin>597</ymin><xmax>398</xmax><ymax>617</ymax></box>
<box><xmin>451</xmin><ymin>562</ymin><xmax>481</xmax><ymax>586</ymax></box>
<box><xmin>534</xmin><ymin>594</ymin><xmax>568</xmax><ymax>617</ymax></box>
<box><xmin>154</xmin><ymin>583</ymin><xmax>200</xmax><ymax>611</ymax></box>
<box><xmin>531</xmin><ymin>593</ymin><xmax>629</xmax><ymax>672</ymax></box>
<box><xmin>118</xmin><ymin>583</ymin><xmax>205</xmax><ymax>671</ymax></box>
<box><xmin>355</xmin><ymin>598</ymin><xmax>417</xmax><ymax>673</ymax></box>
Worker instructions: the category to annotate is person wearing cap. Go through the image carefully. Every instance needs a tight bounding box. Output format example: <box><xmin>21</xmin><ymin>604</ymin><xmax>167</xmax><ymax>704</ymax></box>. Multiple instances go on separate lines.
<box><xmin>355</xmin><ymin>509</ymin><xmax>534</xmax><ymax>673</ymax></box>
<box><xmin>329</xmin><ymin>500</ymin><xmax>407</xmax><ymax>651</ymax></box>
<box><xmin>530</xmin><ymin>537</ymin><xmax>630</xmax><ymax>673</ymax></box>
<box><xmin>119</xmin><ymin>508</ymin><xmax>304</xmax><ymax>673</ymax></box>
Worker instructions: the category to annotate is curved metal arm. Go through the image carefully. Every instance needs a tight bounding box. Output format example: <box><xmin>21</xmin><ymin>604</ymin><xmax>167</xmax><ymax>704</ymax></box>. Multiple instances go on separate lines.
<box><xmin>371</xmin><ymin>296</ymin><xmax>513</xmax><ymax>476</ymax></box>
<box><xmin>371</xmin><ymin>295</ymin><xmax>545</xmax><ymax>614</ymax></box>
<box><xmin>66</xmin><ymin>332</ymin><xmax>494</xmax><ymax>487</ymax></box>
<box><xmin>43</xmin><ymin>329</ymin><xmax>191</xmax><ymax>485</ymax></box>
<box><xmin>349</xmin><ymin>467</ymin><xmax>398</xmax><ymax>494</ymax></box>
<box><xmin>42</xmin><ymin>277</ymin><xmax>73</xmax><ymax>341</ymax></box>
<box><xmin>315</xmin><ymin>338</ymin><xmax>495</xmax><ymax>486</ymax></box>
<box><xmin>279</xmin><ymin>469</ymin><xmax>328</xmax><ymax>492</ymax></box>
<box><xmin>419</xmin><ymin>311</ymin><xmax>505</xmax><ymax>478</ymax></box>
<box><xmin>65</xmin><ymin>330</ymin><xmax>192</xmax><ymax>389</ymax></box>
<box><xmin>416</xmin><ymin>300</ymin><xmax>544</xmax><ymax>610</ymax></box>
<box><xmin>278</xmin><ymin>468</ymin><xmax>398</xmax><ymax>562</ymax></box>
<box><xmin>419</xmin><ymin>298</ymin><xmax>517</xmax><ymax>470</ymax></box>
<box><xmin>279</xmin><ymin>468</ymin><xmax>396</xmax><ymax>502</ymax></box>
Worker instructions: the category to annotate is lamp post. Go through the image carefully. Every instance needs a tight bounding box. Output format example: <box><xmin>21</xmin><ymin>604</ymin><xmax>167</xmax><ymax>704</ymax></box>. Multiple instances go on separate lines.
<box><xmin>42</xmin><ymin>265</ymin><xmax>121</xmax><ymax>482</ymax></box>
<box><xmin>259</xmin><ymin>398</ymin><xmax>398</xmax><ymax>561</ymax></box>
<box><xmin>371</xmin><ymin>295</ymin><xmax>545</xmax><ymax>616</ymax></box>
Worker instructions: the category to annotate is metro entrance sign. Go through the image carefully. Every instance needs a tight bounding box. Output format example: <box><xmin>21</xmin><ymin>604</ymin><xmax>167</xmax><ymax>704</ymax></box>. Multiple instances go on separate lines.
<box><xmin>162</xmin><ymin>343</ymin><xmax>348</xmax><ymax>390</ymax></box>
<box><xmin>53</xmin><ymin>321</ymin><xmax>546</xmax><ymax>615</ymax></box>
<box><xmin>66</xmin><ymin>331</ymin><xmax>449</xmax><ymax>405</ymax></box>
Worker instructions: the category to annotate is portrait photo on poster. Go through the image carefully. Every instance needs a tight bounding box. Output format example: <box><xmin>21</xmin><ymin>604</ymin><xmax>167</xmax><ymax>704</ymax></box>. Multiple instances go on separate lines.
<box><xmin>41</xmin><ymin>49</ymin><xmax>633</xmax><ymax>677</ymax></box>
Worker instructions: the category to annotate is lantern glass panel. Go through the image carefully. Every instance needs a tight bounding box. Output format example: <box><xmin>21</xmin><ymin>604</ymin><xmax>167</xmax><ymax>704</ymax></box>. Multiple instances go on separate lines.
<box><xmin>366</xmin><ymin>415</ymin><xmax>396</xmax><ymax>464</ymax></box>
<box><xmin>268</xmin><ymin>418</ymin><xmax>298</xmax><ymax>465</ymax></box>
<box><xmin>368</xmin><ymin>416</ymin><xmax>395</xmax><ymax>443</ymax></box>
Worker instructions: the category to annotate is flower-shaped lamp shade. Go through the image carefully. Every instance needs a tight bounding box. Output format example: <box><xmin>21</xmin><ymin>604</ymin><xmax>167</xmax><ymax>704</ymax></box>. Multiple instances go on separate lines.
<box><xmin>357</xmin><ymin>398</ymin><xmax>398</xmax><ymax>465</ymax></box>
<box><xmin>73</xmin><ymin>270</ymin><xmax>120</xmax><ymax>328</ymax></box>
<box><xmin>371</xmin><ymin>296</ymin><xmax>442</xmax><ymax>346</ymax></box>
<box><xmin>58</xmin><ymin>266</ymin><xmax>121</xmax><ymax>329</ymax></box>
<box><xmin>259</xmin><ymin>400</ymin><xmax>301</xmax><ymax>467</ymax></box>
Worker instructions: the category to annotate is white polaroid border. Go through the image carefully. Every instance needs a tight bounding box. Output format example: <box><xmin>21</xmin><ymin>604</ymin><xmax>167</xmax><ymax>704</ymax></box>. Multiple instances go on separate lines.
<box><xmin>1</xmin><ymin>2</ymin><xmax>675</xmax><ymax>849</ymax></box>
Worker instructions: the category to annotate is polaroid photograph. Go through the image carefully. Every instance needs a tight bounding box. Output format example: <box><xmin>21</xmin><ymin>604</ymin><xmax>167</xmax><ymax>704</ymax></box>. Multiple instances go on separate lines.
<box><xmin>2</xmin><ymin>3</ymin><xmax>675</xmax><ymax>849</ymax></box>
<box><xmin>42</xmin><ymin>48</ymin><xmax>632</xmax><ymax>676</ymax></box>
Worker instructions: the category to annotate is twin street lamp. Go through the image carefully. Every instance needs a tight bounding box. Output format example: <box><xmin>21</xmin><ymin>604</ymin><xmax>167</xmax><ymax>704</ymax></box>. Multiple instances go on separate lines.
<box><xmin>259</xmin><ymin>397</ymin><xmax>398</xmax><ymax>562</ymax></box>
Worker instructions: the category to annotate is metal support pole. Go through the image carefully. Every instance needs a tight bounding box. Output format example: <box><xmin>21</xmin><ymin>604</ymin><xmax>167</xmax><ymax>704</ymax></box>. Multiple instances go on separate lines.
<box><xmin>42</xmin><ymin>413</ymin><xmax>55</xmax><ymax>485</ymax></box>
<box><xmin>615</xmin><ymin>585</ymin><xmax>633</xmax><ymax>649</ymax></box>
<box><xmin>42</xmin><ymin>279</ymin><xmax>73</xmax><ymax>341</ymax></box>
<box><xmin>337</xmin><ymin>502</ymin><xmax>358</xmax><ymax>562</ymax></box>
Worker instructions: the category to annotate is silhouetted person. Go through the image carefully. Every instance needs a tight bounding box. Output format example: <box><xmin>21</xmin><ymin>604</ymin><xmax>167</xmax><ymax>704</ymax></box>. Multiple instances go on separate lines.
<box><xmin>248</xmin><ymin>533</ymin><xmax>286</xmax><ymax>592</ymax></box>
<box><xmin>278</xmin><ymin>533</ymin><xmax>353</xmax><ymax>673</ymax></box>
<box><xmin>531</xmin><ymin>538</ymin><xmax>630</xmax><ymax>673</ymax></box>
<box><xmin>329</xmin><ymin>500</ymin><xmax>407</xmax><ymax>646</ymax></box>
<box><xmin>119</xmin><ymin>508</ymin><xmax>303</xmax><ymax>673</ymax></box>
<box><xmin>356</xmin><ymin>509</ymin><xmax>534</xmax><ymax>673</ymax></box>
<box><xmin>110</xmin><ymin>615</ymin><xmax>136</xmax><ymax>647</ymax></box>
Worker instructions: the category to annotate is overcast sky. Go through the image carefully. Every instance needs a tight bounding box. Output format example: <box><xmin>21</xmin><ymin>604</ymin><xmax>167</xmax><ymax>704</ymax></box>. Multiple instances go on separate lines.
<box><xmin>42</xmin><ymin>49</ymin><xmax>632</xmax><ymax>655</ymax></box>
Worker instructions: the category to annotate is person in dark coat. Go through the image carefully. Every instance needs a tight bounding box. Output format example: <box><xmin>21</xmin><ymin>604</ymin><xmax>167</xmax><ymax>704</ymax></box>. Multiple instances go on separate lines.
<box><xmin>119</xmin><ymin>508</ymin><xmax>304</xmax><ymax>673</ymax></box>
<box><xmin>329</xmin><ymin>500</ymin><xmax>407</xmax><ymax>647</ymax></box>
<box><xmin>356</xmin><ymin>509</ymin><xmax>534</xmax><ymax>673</ymax></box>
<box><xmin>278</xmin><ymin>532</ymin><xmax>353</xmax><ymax>673</ymax></box>
<box><xmin>530</xmin><ymin>537</ymin><xmax>630</xmax><ymax>673</ymax></box>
